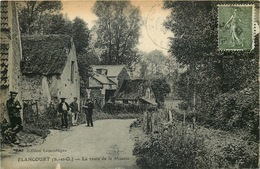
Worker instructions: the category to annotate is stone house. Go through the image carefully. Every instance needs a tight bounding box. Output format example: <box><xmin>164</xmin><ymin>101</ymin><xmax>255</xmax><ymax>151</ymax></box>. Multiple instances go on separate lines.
<box><xmin>90</xmin><ymin>65</ymin><xmax>130</xmax><ymax>88</ymax></box>
<box><xmin>115</xmin><ymin>79</ymin><xmax>157</xmax><ymax>106</ymax></box>
<box><xmin>0</xmin><ymin>1</ymin><xmax>23</xmax><ymax>122</ymax></box>
<box><xmin>20</xmin><ymin>35</ymin><xmax>80</xmax><ymax>112</ymax></box>
<box><xmin>87</xmin><ymin>72</ymin><xmax>116</xmax><ymax>107</ymax></box>
<box><xmin>87</xmin><ymin>65</ymin><xmax>130</xmax><ymax>107</ymax></box>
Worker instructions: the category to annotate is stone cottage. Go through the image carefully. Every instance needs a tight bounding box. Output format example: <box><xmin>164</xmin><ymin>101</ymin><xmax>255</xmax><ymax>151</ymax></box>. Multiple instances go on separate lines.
<box><xmin>90</xmin><ymin>65</ymin><xmax>130</xmax><ymax>88</ymax></box>
<box><xmin>87</xmin><ymin>65</ymin><xmax>130</xmax><ymax>107</ymax></box>
<box><xmin>87</xmin><ymin>72</ymin><xmax>117</xmax><ymax>107</ymax></box>
<box><xmin>20</xmin><ymin>35</ymin><xmax>80</xmax><ymax>112</ymax></box>
<box><xmin>115</xmin><ymin>79</ymin><xmax>157</xmax><ymax>106</ymax></box>
<box><xmin>0</xmin><ymin>1</ymin><xmax>23</xmax><ymax>122</ymax></box>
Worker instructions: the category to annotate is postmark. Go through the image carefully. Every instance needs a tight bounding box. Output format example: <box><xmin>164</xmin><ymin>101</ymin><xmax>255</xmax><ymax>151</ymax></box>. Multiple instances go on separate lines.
<box><xmin>145</xmin><ymin>3</ymin><xmax>172</xmax><ymax>51</ymax></box>
<box><xmin>218</xmin><ymin>4</ymin><xmax>255</xmax><ymax>51</ymax></box>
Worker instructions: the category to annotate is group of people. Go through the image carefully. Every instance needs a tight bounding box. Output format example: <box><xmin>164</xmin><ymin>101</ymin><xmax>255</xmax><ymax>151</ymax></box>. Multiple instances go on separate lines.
<box><xmin>3</xmin><ymin>91</ymin><xmax>95</xmax><ymax>143</ymax></box>
<box><xmin>57</xmin><ymin>97</ymin><xmax>94</xmax><ymax>129</ymax></box>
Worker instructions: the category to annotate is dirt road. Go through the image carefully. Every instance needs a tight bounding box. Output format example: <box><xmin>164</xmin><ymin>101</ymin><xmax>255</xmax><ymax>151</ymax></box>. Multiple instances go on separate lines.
<box><xmin>1</xmin><ymin>119</ymin><xmax>139</xmax><ymax>169</ymax></box>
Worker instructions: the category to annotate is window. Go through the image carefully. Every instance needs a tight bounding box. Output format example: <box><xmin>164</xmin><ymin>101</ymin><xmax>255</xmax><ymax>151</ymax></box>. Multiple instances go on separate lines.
<box><xmin>71</xmin><ymin>61</ymin><xmax>75</xmax><ymax>83</ymax></box>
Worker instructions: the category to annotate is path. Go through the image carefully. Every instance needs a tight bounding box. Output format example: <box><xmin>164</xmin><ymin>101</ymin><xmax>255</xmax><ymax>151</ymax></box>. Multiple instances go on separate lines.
<box><xmin>1</xmin><ymin>119</ymin><xmax>139</xmax><ymax>169</ymax></box>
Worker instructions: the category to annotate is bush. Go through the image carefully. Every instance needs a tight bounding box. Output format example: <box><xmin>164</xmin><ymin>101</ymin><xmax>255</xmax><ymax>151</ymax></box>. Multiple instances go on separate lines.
<box><xmin>133</xmin><ymin>123</ymin><xmax>258</xmax><ymax>169</ymax></box>
<box><xmin>23</xmin><ymin>113</ymin><xmax>51</xmax><ymax>138</ymax></box>
<box><xmin>134</xmin><ymin>126</ymin><xmax>209</xmax><ymax>169</ymax></box>
<box><xmin>102</xmin><ymin>103</ymin><xmax>155</xmax><ymax>114</ymax></box>
<box><xmin>208</xmin><ymin>81</ymin><xmax>259</xmax><ymax>141</ymax></box>
<box><xmin>93</xmin><ymin>110</ymin><xmax>143</xmax><ymax>120</ymax></box>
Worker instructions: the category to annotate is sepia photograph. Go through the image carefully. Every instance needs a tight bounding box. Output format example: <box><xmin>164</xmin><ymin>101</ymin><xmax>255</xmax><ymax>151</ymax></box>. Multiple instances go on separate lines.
<box><xmin>0</xmin><ymin>0</ymin><xmax>259</xmax><ymax>169</ymax></box>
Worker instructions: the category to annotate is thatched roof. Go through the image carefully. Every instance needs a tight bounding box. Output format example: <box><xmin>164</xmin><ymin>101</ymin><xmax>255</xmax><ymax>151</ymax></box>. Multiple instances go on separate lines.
<box><xmin>115</xmin><ymin>79</ymin><xmax>152</xmax><ymax>100</ymax></box>
<box><xmin>21</xmin><ymin>35</ymin><xmax>72</xmax><ymax>75</ymax></box>
<box><xmin>91</xmin><ymin>65</ymin><xmax>126</xmax><ymax>77</ymax></box>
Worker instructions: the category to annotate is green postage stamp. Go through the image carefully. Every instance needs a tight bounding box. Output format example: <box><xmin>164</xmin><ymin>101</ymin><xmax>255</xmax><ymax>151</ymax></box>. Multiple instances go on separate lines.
<box><xmin>218</xmin><ymin>5</ymin><xmax>254</xmax><ymax>51</ymax></box>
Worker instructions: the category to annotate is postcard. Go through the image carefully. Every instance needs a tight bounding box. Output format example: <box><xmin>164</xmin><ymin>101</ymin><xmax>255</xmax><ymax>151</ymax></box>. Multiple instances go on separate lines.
<box><xmin>1</xmin><ymin>1</ymin><xmax>259</xmax><ymax>169</ymax></box>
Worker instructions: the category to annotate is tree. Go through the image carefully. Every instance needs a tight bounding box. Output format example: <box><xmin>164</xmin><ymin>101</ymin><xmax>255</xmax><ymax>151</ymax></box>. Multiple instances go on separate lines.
<box><xmin>17</xmin><ymin>1</ymin><xmax>62</xmax><ymax>35</ymax></box>
<box><xmin>164</xmin><ymin>1</ymin><xmax>259</xmax><ymax>109</ymax></box>
<box><xmin>164</xmin><ymin>1</ymin><xmax>259</xmax><ymax>141</ymax></box>
<box><xmin>93</xmin><ymin>1</ymin><xmax>142</xmax><ymax>66</ymax></box>
<box><xmin>151</xmin><ymin>77</ymin><xmax>171</xmax><ymax>107</ymax></box>
<box><xmin>146</xmin><ymin>50</ymin><xmax>167</xmax><ymax>75</ymax></box>
<box><xmin>71</xmin><ymin>17</ymin><xmax>91</xmax><ymax>55</ymax></box>
<box><xmin>41</xmin><ymin>14</ymin><xmax>73</xmax><ymax>35</ymax></box>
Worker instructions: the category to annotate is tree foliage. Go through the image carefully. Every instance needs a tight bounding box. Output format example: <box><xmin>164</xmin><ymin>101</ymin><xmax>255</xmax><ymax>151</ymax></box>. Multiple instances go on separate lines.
<box><xmin>18</xmin><ymin>1</ymin><xmax>62</xmax><ymax>35</ymax></box>
<box><xmin>93</xmin><ymin>1</ymin><xmax>142</xmax><ymax>66</ymax></box>
<box><xmin>164</xmin><ymin>1</ymin><xmax>259</xmax><ymax>138</ymax></box>
<box><xmin>71</xmin><ymin>17</ymin><xmax>91</xmax><ymax>54</ymax></box>
<box><xmin>151</xmin><ymin>77</ymin><xmax>171</xmax><ymax>107</ymax></box>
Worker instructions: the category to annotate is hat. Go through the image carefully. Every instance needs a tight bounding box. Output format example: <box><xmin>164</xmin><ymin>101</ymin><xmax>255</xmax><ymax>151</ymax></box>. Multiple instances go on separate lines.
<box><xmin>60</xmin><ymin>97</ymin><xmax>66</xmax><ymax>100</ymax></box>
<box><xmin>74</xmin><ymin>97</ymin><xmax>77</xmax><ymax>99</ymax></box>
<box><xmin>10</xmin><ymin>91</ymin><xmax>18</xmax><ymax>95</ymax></box>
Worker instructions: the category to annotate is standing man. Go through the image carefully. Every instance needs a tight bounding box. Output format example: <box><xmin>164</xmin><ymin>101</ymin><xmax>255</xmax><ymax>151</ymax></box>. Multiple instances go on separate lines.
<box><xmin>6</xmin><ymin>91</ymin><xmax>23</xmax><ymax>134</ymax></box>
<box><xmin>58</xmin><ymin>98</ymin><xmax>70</xmax><ymax>129</ymax></box>
<box><xmin>83</xmin><ymin>99</ymin><xmax>94</xmax><ymax>127</ymax></box>
<box><xmin>70</xmin><ymin>97</ymin><xmax>79</xmax><ymax>126</ymax></box>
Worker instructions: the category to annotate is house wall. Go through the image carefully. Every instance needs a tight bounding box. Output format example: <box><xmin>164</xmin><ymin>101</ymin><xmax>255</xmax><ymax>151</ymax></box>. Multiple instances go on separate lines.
<box><xmin>116</xmin><ymin>67</ymin><xmax>130</xmax><ymax>89</ymax></box>
<box><xmin>20</xmin><ymin>75</ymin><xmax>52</xmax><ymax>112</ymax></box>
<box><xmin>20</xmin><ymin>39</ymin><xmax>80</xmax><ymax>112</ymax></box>
<box><xmin>0</xmin><ymin>2</ymin><xmax>22</xmax><ymax>122</ymax></box>
<box><xmin>58</xmin><ymin>39</ymin><xmax>80</xmax><ymax>104</ymax></box>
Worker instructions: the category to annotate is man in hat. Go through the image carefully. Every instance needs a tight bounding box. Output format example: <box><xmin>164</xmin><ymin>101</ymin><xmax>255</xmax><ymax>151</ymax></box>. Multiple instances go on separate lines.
<box><xmin>69</xmin><ymin>97</ymin><xmax>79</xmax><ymax>126</ymax></box>
<box><xmin>83</xmin><ymin>98</ymin><xmax>94</xmax><ymax>127</ymax></box>
<box><xmin>57</xmin><ymin>97</ymin><xmax>70</xmax><ymax>129</ymax></box>
<box><xmin>6</xmin><ymin>91</ymin><xmax>23</xmax><ymax>135</ymax></box>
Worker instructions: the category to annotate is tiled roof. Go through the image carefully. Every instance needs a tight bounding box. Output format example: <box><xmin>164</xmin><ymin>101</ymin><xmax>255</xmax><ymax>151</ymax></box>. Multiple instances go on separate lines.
<box><xmin>88</xmin><ymin>77</ymin><xmax>103</xmax><ymax>89</ymax></box>
<box><xmin>92</xmin><ymin>72</ymin><xmax>116</xmax><ymax>85</ymax></box>
<box><xmin>1</xmin><ymin>1</ymin><xmax>9</xmax><ymax>30</ymax></box>
<box><xmin>91</xmin><ymin>65</ymin><xmax>126</xmax><ymax>77</ymax></box>
<box><xmin>0</xmin><ymin>43</ymin><xmax>9</xmax><ymax>88</ymax></box>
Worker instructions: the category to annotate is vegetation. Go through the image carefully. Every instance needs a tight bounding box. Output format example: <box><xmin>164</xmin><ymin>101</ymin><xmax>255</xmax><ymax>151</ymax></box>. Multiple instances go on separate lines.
<box><xmin>151</xmin><ymin>77</ymin><xmax>171</xmax><ymax>107</ymax></box>
<box><xmin>18</xmin><ymin>1</ymin><xmax>62</xmax><ymax>35</ymax></box>
<box><xmin>92</xmin><ymin>1</ymin><xmax>142</xmax><ymax>66</ymax></box>
<box><xmin>102</xmin><ymin>103</ymin><xmax>155</xmax><ymax>114</ymax></box>
<box><xmin>93</xmin><ymin>110</ymin><xmax>143</xmax><ymax>120</ymax></box>
<box><xmin>164</xmin><ymin>1</ymin><xmax>259</xmax><ymax>139</ymax></box>
<box><xmin>133</xmin><ymin>120</ymin><xmax>258</xmax><ymax>169</ymax></box>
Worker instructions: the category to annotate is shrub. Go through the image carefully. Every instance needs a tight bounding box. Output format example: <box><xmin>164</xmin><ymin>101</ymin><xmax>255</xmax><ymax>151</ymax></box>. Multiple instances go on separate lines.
<box><xmin>133</xmin><ymin>123</ymin><xmax>258</xmax><ymax>169</ymax></box>
<box><xmin>133</xmin><ymin>126</ymin><xmax>209</xmax><ymax>169</ymax></box>
<box><xmin>93</xmin><ymin>110</ymin><xmax>143</xmax><ymax>120</ymax></box>
<box><xmin>208</xmin><ymin>81</ymin><xmax>259</xmax><ymax>141</ymax></box>
<box><xmin>102</xmin><ymin>103</ymin><xmax>155</xmax><ymax>114</ymax></box>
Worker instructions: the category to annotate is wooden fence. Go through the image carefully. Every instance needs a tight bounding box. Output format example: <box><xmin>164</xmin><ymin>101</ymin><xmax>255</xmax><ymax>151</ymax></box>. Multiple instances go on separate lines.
<box><xmin>142</xmin><ymin>108</ymin><xmax>196</xmax><ymax>134</ymax></box>
<box><xmin>22</xmin><ymin>100</ymin><xmax>39</xmax><ymax>124</ymax></box>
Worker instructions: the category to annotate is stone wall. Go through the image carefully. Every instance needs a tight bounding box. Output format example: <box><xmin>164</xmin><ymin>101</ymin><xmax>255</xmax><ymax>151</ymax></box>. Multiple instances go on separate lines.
<box><xmin>20</xmin><ymin>75</ymin><xmax>51</xmax><ymax>112</ymax></box>
<box><xmin>20</xmin><ymin>39</ymin><xmax>81</xmax><ymax>112</ymax></box>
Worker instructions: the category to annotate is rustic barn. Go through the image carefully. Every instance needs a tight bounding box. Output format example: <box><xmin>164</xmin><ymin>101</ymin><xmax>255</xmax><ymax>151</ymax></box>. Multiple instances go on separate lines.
<box><xmin>115</xmin><ymin>79</ymin><xmax>157</xmax><ymax>106</ymax></box>
<box><xmin>0</xmin><ymin>1</ymin><xmax>22</xmax><ymax>122</ymax></box>
<box><xmin>20</xmin><ymin>35</ymin><xmax>80</xmax><ymax>112</ymax></box>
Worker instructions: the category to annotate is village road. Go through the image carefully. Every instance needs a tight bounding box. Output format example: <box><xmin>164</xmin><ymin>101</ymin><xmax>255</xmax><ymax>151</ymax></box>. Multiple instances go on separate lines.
<box><xmin>2</xmin><ymin>119</ymin><xmax>139</xmax><ymax>169</ymax></box>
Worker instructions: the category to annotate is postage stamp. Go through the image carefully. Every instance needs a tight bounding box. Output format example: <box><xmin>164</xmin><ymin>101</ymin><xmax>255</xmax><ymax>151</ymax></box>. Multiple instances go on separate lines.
<box><xmin>218</xmin><ymin>5</ymin><xmax>255</xmax><ymax>51</ymax></box>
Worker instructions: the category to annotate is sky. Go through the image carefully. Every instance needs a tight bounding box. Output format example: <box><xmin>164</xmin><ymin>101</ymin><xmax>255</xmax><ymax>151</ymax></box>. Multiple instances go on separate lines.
<box><xmin>61</xmin><ymin>0</ymin><xmax>173</xmax><ymax>55</ymax></box>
